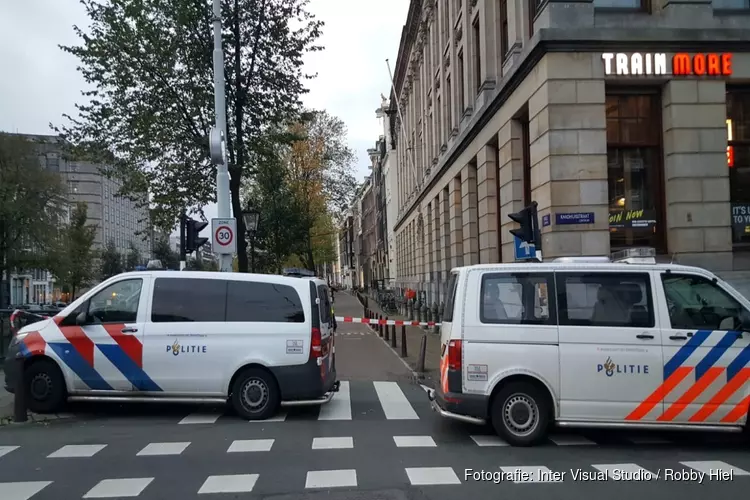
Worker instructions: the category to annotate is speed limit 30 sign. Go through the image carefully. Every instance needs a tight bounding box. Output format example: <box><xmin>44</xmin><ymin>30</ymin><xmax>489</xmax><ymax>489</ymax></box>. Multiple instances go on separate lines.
<box><xmin>211</xmin><ymin>218</ymin><xmax>237</xmax><ymax>255</ymax></box>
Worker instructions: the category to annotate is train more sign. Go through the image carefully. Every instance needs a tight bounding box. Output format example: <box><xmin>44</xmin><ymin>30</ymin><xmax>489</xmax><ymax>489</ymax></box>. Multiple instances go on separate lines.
<box><xmin>602</xmin><ymin>52</ymin><xmax>733</xmax><ymax>77</ymax></box>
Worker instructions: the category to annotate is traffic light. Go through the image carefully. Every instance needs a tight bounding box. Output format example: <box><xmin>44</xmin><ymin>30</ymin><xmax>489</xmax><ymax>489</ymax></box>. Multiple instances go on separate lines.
<box><xmin>185</xmin><ymin>218</ymin><xmax>209</xmax><ymax>254</ymax></box>
<box><xmin>508</xmin><ymin>201</ymin><xmax>541</xmax><ymax>248</ymax></box>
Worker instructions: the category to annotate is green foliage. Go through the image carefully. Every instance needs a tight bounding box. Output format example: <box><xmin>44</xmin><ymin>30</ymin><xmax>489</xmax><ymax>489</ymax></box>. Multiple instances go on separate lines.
<box><xmin>49</xmin><ymin>202</ymin><xmax>98</xmax><ymax>300</ymax></box>
<box><xmin>125</xmin><ymin>240</ymin><xmax>142</xmax><ymax>271</ymax></box>
<box><xmin>152</xmin><ymin>236</ymin><xmax>179</xmax><ymax>270</ymax></box>
<box><xmin>57</xmin><ymin>0</ymin><xmax>324</xmax><ymax>272</ymax></box>
<box><xmin>100</xmin><ymin>239</ymin><xmax>123</xmax><ymax>279</ymax></box>
<box><xmin>0</xmin><ymin>133</ymin><xmax>67</xmax><ymax>306</ymax></box>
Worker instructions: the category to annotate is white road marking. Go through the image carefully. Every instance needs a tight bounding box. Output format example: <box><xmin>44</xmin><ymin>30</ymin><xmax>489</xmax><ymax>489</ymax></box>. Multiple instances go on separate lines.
<box><xmin>249</xmin><ymin>412</ymin><xmax>286</xmax><ymax>422</ymax></box>
<box><xmin>318</xmin><ymin>381</ymin><xmax>351</xmax><ymax>420</ymax></box>
<box><xmin>1</xmin><ymin>481</ymin><xmax>52</xmax><ymax>500</ymax></box>
<box><xmin>48</xmin><ymin>444</ymin><xmax>107</xmax><ymax>458</ymax></box>
<box><xmin>393</xmin><ymin>435</ymin><xmax>436</xmax><ymax>447</ymax></box>
<box><xmin>592</xmin><ymin>463</ymin><xmax>657</xmax><ymax>479</ymax></box>
<box><xmin>312</xmin><ymin>437</ymin><xmax>354</xmax><ymax>449</ymax></box>
<box><xmin>136</xmin><ymin>442</ymin><xmax>190</xmax><ymax>456</ymax></box>
<box><xmin>0</xmin><ymin>445</ymin><xmax>20</xmax><ymax>458</ymax></box>
<box><xmin>83</xmin><ymin>478</ymin><xmax>153</xmax><ymax>498</ymax></box>
<box><xmin>227</xmin><ymin>439</ymin><xmax>275</xmax><ymax>453</ymax></box>
<box><xmin>681</xmin><ymin>460</ymin><xmax>750</xmax><ymax>476</ymax></box>
<box><xmin>373</xmin><ymin>381</ymin><xmax>419</xmax><ymax>419</ymax></box>
<box><xmin>470</xmin><ymin>435</ymin><xmax>509</xmax><ymax>447</ymax></box>
<box><xmin>179</xmin><ymin>413</ymin><xmax>221</xmax><ymax>425</ymax></box>
<box><xmin>500</xmin><ymin>466</ymin><xmax>563</xmax><ymax>483</ymax></box>
<box><xmin>549</xmin><ymin>435</ymin><xmax>596</xmax><ymax>446</ymax></box>
<box><xmin>198</xmin><ymin>474</ymin><xmax>259</xmax><ymax>494</ymax></box>
<box><xmin>405</xmin><ymin>467</ymin><xmax>461</xmax><ymax>485</ymax></box>
<box><xmin>305</xmin><ymin>469</ymin><xmax>357</xmax><ymax>488</ymax></box>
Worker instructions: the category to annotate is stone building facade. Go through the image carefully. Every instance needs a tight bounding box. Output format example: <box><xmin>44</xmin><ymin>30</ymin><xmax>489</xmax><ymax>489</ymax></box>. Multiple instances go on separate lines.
<box><xmin>391</xmin><ymin>0</ymin><xmax>750</xmax><ymax>300</ymax></box>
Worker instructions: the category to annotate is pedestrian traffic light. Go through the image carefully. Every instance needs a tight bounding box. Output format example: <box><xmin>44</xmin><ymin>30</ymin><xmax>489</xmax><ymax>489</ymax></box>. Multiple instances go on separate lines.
<box><xmin>181</xmin><ymin>215</ymin><xmax>209</xmax><ymax>254</ymax></box>
<box><xmin>508</xmin><ymin>201</ymin><xmax>541</xmax><ymax>249</ymax></box>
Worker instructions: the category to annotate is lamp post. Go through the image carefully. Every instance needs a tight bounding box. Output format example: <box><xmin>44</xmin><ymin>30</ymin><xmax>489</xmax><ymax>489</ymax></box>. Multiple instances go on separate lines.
<box><xmin>242</xmin><ymin>204</ymin><xmax>260</xmax><ymax>273</ymax></box>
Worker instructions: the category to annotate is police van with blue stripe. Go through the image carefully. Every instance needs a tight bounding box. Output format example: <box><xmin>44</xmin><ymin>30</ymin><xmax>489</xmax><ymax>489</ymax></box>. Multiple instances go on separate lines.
<box><xmin>428</xmin><ymin>248</ymin><xmax>750</xmax><ymax>446</ymax></box>
<box><xmin>5</xmin><ymin>271</ymin><xmax>339</xmax><ymax>419</ymax></box>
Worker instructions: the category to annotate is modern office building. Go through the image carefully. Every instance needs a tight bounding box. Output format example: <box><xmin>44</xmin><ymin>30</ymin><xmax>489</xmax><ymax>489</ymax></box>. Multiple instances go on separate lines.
<box><xmin>390</xmin><ymin>0</ymin><xmax>750</xmax><ymax>301</ymax></box>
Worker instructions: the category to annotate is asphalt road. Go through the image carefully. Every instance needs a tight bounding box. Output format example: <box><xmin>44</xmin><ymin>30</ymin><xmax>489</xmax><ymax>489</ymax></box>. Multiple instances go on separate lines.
<box><xmin>1</xmin><ymin>378</ymin><xmax>749</xmax><ymax>500</ymax></box>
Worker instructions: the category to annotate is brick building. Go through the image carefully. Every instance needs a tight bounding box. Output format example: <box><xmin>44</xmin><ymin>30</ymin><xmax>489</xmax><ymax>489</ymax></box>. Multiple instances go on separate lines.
<box><xmin>391</xmin><ymin>0</ymin><xmax>750</xmax><ymax>302</ymax></box>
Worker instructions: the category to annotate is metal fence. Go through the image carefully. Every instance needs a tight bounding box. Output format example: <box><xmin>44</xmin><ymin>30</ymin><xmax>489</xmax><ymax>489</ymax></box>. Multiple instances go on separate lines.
<box><xmin>0</xmin><ymin>309</ymin><xmax>58</xmax><ymax>367</ymax></box>
<box><xmin>361</xmin><ymin>277</ymin><xmax>452</xmax><ymax>329</ymax></box>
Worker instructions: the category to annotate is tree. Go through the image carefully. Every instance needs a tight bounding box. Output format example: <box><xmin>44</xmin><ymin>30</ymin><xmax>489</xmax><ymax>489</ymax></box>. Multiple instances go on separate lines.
<box><xmin>152</xmin><ymin>236</ymin><xmax>179</xmax><ymax>270</ymax></box>
<box><xmin>125</xmin><ymin>240</ymin><xmax>142</xmax><ymax>271</ymax></box>
<box><xmin>50</xmin><ymin>202</ymin><xmax>97</xmax><ymax>300</ymax></box>
<box><xmin>285</xmin><ymin>110</ymin><xmax>356</xmax><ymax>270</ymax></box>
<box><xmin>100</xmin><ymin>239</ymin><xmax>123</xmax><ymax>279</ymax></box>
<box><xmin>58</xmin><ymin>0</ymin><xmax>323</xmax><ymax>273</ymax></box>
<box><xmin>0</xmin><ymin>134</ymin><xmax>67</xmax><ymax>307</ymax></box>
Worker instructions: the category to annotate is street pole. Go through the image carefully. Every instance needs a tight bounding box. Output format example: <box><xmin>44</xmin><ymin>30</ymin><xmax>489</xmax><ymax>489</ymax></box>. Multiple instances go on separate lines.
<box><xmin>212</xmin><ymin>0</ymin><xmax>232</xmax><ymax>272</ymax></box>
<box><xmin>250</xmin><ymin>235</ymin><xmax>255</xmax><ymax>273</ymax></box>
<box><xmin>179</xmin><ymin>212</ymin><xmax>187</xmax><ymax>271</ymax></box>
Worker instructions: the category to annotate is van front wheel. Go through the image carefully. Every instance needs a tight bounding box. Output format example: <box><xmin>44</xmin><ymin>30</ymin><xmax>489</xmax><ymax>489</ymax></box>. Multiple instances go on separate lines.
<box><xmin>490</xmin><ymin>382</ymin><xmax>550</xmax><ymax>447</ymax></box>
<box><xmin>231</xmin><ymin>368</ymin><xmax>280</xmax><ymax>420</ymax></box>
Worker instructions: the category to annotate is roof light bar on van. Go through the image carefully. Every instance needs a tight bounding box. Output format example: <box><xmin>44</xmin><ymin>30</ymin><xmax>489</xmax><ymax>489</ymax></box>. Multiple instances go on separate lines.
<box><xmin>610</xmin><ymin>247</ymin><xmax>656</xmax><ymax>264</ymax></box>
<box><xmin>552</xmin><ymin>256</ymin><xmax>610</xmax><ymax>263</ymax></box>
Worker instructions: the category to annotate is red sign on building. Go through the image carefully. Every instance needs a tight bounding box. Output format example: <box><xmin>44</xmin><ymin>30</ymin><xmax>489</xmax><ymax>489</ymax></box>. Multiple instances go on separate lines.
<box><xmin>672</xmin><ymin>53</ymin><xmax>733</xmax><ymax>76</ymax></box>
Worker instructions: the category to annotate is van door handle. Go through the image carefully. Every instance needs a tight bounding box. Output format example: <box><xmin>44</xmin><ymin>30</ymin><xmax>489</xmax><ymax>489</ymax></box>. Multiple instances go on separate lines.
<box><xmin>121</xmin><ymin>327</ymin><xmax>138</xmax><ymax>333</ymax></box>
<box><xmin>669</xmin><ymin>335</ymin><xmax>687</xmax><ymax>340</ymax></box>
<box><xmin>636</xmin><ymin>334</ymin><xmax>654</xmax><ymax>339</ymax></box>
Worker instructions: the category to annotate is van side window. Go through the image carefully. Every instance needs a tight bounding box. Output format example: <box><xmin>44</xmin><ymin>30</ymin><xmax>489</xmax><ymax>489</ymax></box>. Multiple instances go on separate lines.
<box><xmin>443</xmin><ymin>273</ymin><xmax>459</xmax><ymax>322</ymax></box>
<box><xmin>151</xmin><ymin>278</ymin><xmax>227</xmax><ymax>322</ymax></box>
<box><xmin>88</xmin><ymin>279</ymin><xmax>143</xmax><ymax>323</ymax></box>
<box><xmin>557</xmin><ymin>273</ymin><xmax>654</xmax><ymax>328</ymax></box>
<box><xmin>661</xmin><ymin>273</ymin><xmax>746</xmax><ymax>331</ymax></box>
<box><xmin>226</xmin><ymin>281</ymin><xmax>305</xmax><ymax>323</ymax></box>
<box><xmin>480</xmin><ymin>273</ymin><xmax>555</xmax><ymax>325</ymax></box>
<box><xmin>317</xmin><ymin>285</ymin><xmax>332</xmax><ymax>324</ymax></box>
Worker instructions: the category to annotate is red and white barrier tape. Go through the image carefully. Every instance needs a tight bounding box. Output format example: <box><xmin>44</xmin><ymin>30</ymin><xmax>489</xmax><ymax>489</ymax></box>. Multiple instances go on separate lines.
<box><xmin>335</xmin><ymin>316</ymin><xmax>441</xmax><ymax>327</ymax></box>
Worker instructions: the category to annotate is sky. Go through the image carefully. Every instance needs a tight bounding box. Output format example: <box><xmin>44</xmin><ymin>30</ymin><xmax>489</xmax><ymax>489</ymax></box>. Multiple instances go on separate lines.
<box><xmin>0</xmin><ymin>0</ymin><xmax>409</xmax><ymax>224</ymax></box>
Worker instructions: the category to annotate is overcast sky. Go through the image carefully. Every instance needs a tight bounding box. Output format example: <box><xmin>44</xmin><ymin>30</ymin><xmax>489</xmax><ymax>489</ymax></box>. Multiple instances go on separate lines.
<box><xmin>0</xmin><ymin>0</ymin><xmax>408</xmax><ymax>224</ymax></box>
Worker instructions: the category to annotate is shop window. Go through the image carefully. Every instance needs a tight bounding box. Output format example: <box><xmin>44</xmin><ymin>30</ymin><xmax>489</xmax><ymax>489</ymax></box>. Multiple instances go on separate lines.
<box><xmin>713</xmin><ymin>0</ymin><xmax>750</xmax><ymax>9</ymax></box>
<box><xmin>606</xmin><ymin>92</ymin><xmax>664</xmax><ymax>251</ymax></box>
<box><xmin>727</xmin><ymin>88</ymin><xmax>750</xmax><ymax>245</ymax></box>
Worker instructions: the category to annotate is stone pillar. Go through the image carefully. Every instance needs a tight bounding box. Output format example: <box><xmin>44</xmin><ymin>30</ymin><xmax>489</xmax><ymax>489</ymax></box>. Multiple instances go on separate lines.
<box><xmin>498</xmin><ymin>120</ymin><xmax>525</xmax><ymax>262</ymax></box>
<box><xmin>663</xmin><ymin>80</ymin><xmax>732</xmax><ymax>270</ymax></box>
<box><xmin>449</xmin><ymin>175</ymin><xmax>464</xmax><ymax>268</ymax></box>
<box><xmin>432</xmin><ymin>194</ymin><xmax>442</xmax><ymax>289</ymax></box>
<box><xmin>426</xmin><ymin>202</ymin><xmax>434</xmax><ymax>283</ymax></box>
<box><xmin>528</xmin><ymin>52</ymin><xmax>609</xmax><ymax>258</ymax></box>
<box><xmin>441</xmin><ymin>186</ymin><xmax>452</xmax><ymax>290</ymax></box>
<box><xmin>477</xmin><ymin>144</ymin><xmax>500</xmax><ymax>263</ymax></box>
<box><xmin>461</xmin><ymin>164</ymin><xmax>480</xmax><ymax>264</ymax></box>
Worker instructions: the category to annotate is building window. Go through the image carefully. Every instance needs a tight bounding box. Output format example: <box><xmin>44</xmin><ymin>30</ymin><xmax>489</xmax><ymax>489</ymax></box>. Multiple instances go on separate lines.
<box><xmin>593</xmin><ymin>0</ymin><xmax>646</xmax><ymax>7</ymax></box>
<box><xmin>446</xmin><ymin>75</ymin><xmax>453</xmax><ymax>130</ymax></box>
<box><xmin>713</xmin><ymin>0</ymin><xmax>750</xmax><ymax>8</ymax></box>
<box><xmin>499</xmin><ymin>0</ymin><xmax>509</xmax><ymax>64</ymax></box>
<box><xmin>472</xmin><ymin>18</ymin><xmax>481</xmax><ymax>94</ymax></box>
<box><xmin>606</xmin><ymin>91</ymin><xmax>664</xmax><ymax>252</ymax></box>
<box><xmin>529</xmin><ymin>0</ymin><xmax>546</xmax><ymax>34</ymax></box>
<box><xmin>727</xmin><ymin>88</ymin><xmax>750</xmax><ymax>245</ymax></box>
<box><xmin>457</xmin><ymin>50</ymin><xmax>465</xmax><ymax>114</ymax></box>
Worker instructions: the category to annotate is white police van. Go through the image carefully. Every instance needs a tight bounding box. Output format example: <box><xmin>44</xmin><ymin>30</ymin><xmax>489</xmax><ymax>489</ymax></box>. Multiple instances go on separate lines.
<box><xmin>428</xmin><ymin>248</ymin><xmax>750</xmax><ymax>446</ymax></box>
<box><xmin>4</xmin><ymin>271</ymin><xmax>339</xmax><ymax>419</ymax></box>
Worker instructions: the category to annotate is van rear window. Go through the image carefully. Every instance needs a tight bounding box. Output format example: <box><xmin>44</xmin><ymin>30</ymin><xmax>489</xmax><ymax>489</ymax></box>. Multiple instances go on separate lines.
<box><xmin>317</xmin><ymin>285</ymin><xmax>332</xmax><ymax>324</ymax></box>
<box><xmin>443</xmin><ymin>273</ymin><xmax>459</xmax><ymax>322</ymax></box>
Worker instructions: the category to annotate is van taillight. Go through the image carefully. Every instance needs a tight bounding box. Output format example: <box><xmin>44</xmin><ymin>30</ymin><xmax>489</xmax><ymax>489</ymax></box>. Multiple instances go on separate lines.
<box><xmin>447</xmin><ymin>340</ymin><xmax>462</xmax><ymax>371</ymax></box>
<box><xmin>311</xmin><ymin>327</ymin><xmax>322</xmax><ymax>359</ymax></box>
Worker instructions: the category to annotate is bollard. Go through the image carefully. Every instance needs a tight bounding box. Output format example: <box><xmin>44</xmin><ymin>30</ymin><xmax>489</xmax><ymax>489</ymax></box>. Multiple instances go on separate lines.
<box><xmin>384</xmin><ymin>317</ymin><xmax>390</xmax><ymax>341</ymax></box>
<box><xmin>401</xmin><ymin>325</ymin><xmax>407</xmax><ymax>358</ymax></box>
<box><xmin>378</xmin><ymin>315</ymin><xmax>383</xmax><ymax>337</ymax></box>
<box><xmin>390</xmin><ymin>324</ymin><xmax>397</xmax><ymax>348</ymax></box>
<box><xmin>14</xmin><ymin>355</ymin><xmax>27</xmax><ymax>423</ymax></box>
<box><xmin>417</xmin><ymin>333</ymin><xmax>427</xmax><ymax>373</ymax></box>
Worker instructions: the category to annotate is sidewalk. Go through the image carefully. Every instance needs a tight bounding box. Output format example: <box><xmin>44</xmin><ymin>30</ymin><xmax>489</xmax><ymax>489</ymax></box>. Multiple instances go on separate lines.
<box><xmin>351</xmin><ymin>292</ymin><xmax>440</xmax><ymax>388</ymax></box>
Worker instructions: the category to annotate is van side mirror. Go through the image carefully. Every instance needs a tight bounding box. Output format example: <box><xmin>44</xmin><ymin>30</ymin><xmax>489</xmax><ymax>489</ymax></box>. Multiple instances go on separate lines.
<box><xmin>75</xmin><ymin>310</ymin><xmax>89</xmax><ymax>325</ymax></box>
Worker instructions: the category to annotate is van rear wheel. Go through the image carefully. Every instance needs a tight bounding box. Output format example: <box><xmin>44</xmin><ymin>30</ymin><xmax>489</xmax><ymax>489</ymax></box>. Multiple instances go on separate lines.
<box><xmin>230</xmin><ymin>368</ymin><xmax>280</xmax><ymax>420</ymax></box>
<box><xmin>490</xmin><ymin>382</ymin><xmax>550</xmax><ymax>447</ymax></box>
